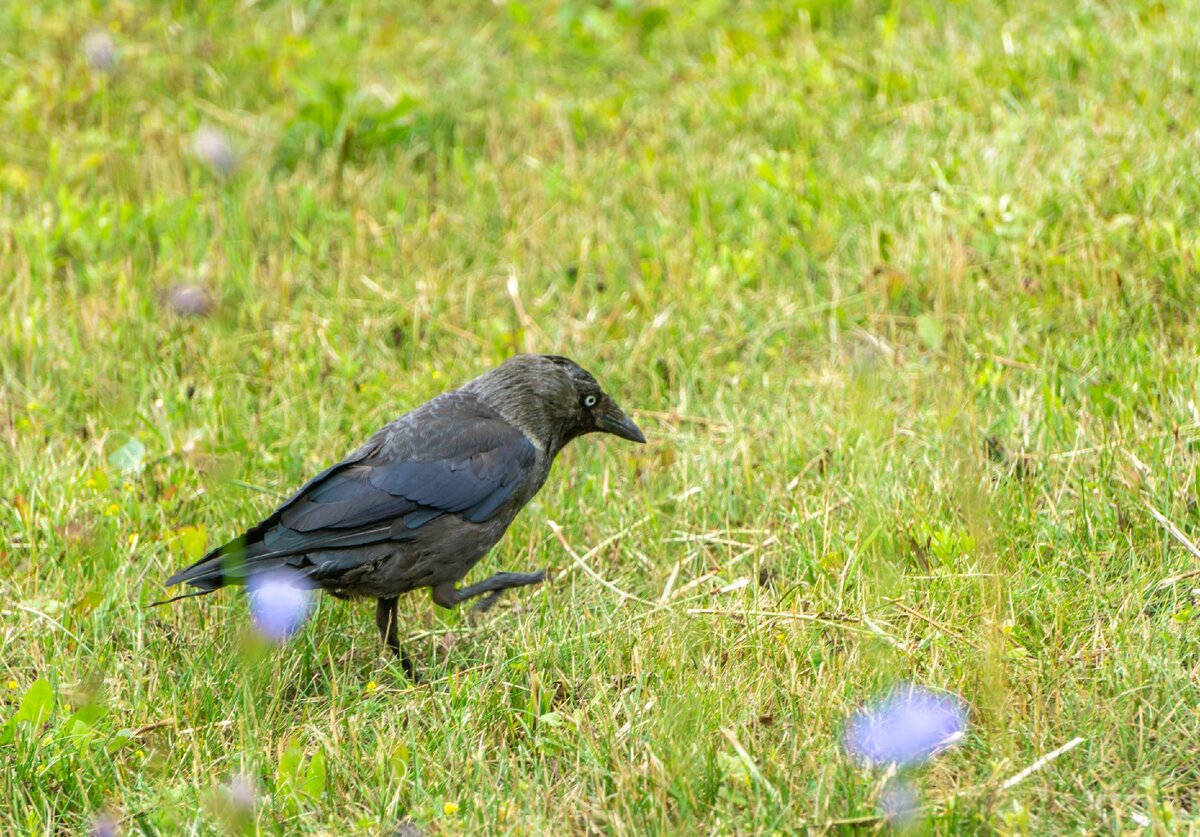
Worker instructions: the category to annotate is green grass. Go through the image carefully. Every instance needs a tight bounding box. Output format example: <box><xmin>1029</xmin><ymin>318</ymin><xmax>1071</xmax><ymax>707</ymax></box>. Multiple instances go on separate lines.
<box><xmin>3</xmin><ymin>0</ymin><xmax>1200</xmax><ymax>832</ymax></box>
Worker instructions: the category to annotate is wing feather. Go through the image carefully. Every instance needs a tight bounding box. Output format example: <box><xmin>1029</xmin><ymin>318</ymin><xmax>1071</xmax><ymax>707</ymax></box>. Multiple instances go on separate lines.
<box><xmin>164</xmin><ymin>394</ymin><xmax>539</xmax><ymax>591</ymax></box>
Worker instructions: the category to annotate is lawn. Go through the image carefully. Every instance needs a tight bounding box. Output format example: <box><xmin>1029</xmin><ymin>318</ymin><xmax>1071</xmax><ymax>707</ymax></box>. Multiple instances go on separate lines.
<box><xmin>3</xmin><ymin>0</ymin><xmax>1200</xmax><ymax>833</ymax></box>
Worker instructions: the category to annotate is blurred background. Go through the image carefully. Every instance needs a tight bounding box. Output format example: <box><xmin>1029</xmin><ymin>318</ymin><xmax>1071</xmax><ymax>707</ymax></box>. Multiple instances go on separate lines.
<box><xmin>3</xmin><ymin>0</ymin><xmax>1200</xmax><ymax>833</ymax></box>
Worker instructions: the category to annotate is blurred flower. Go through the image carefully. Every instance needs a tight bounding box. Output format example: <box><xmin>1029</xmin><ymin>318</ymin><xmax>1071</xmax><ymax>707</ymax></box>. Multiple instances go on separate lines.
<box><xmin>165</xmin><ymin>284</ymin><xmax>213</xmax><ymax>317</ymax></box>
<box><xmin>442</xmin><ymin>802</ymin><xmax>460</xmax><ymax>816</ymax></box>
<box><xmin>88</xmin><ymin>812</ymin><xmax>119</xmax><ymax>837</ymax></box>
<box><xmin>192</xmin><ymin>126</ymin><xmax>237</xmax><ymax>177</ymax></box>
<box><xmin>213</xmin><ymin>773</ymin><xmax>257</xmax><ymax>833</ymax></box>
<box><xmin>843</xmin><ymin>684</ymin><xmax>967</xmax><ymax>767</ymax></box>
<box><xmin>247</xmin><ymin>570</ymin><xmax>314</xmax><ymax>641</ymax></box>
<box><xmin>82</xmin><ymin>31</ymin><xmax>118</xmax><ymax>73</ymax></box>
<box><xmin>224</xmin><ymin>772</ymin><xmax>257</xmax><ymax>811</ymax></box>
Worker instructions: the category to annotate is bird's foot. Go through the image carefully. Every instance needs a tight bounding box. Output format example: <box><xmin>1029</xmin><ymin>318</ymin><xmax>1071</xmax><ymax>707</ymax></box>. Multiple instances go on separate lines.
<box><xmin>472</xmin><ymin>591</ymin><xmax>506</xmax><ymax>614</ymax></box>
<box><xmin>433</xmin><ymin>569</ymin><xmax>548</xmax><ymax>615</ymax></box>
<box><xmin>397</xmin><ymin>647</ymin><xmax>421</xmax><ymax>683</ymax></box>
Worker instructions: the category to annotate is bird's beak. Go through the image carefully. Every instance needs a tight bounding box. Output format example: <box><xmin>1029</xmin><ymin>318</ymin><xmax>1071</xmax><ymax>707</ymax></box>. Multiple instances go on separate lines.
<box><xmin>596</xmin><ymin>405</ymin><xmax>646</xmax><ymax>444</ymax></box>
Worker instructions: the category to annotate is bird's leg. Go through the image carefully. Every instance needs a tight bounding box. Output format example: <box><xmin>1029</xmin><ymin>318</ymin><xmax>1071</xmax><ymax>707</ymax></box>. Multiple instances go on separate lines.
<box><xmin>375</xmin><ymin>596</ymin><xmax>418</xmax><ymax>681</ymax></box>
<box><xmin>431</xmin><ymin>570</ymin><xmax>548</xmax><ymax>613</ymax></box>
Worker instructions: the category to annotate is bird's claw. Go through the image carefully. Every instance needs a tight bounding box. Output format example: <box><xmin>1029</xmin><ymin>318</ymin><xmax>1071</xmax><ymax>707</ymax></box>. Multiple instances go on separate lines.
<box><xmin>471</xmin><ymin>591</ymin><xmax>505</xmax><ymax>614</ymax></box>
<box><xmin>468</xmin><ymin>569</ymin><xmax>549</xmax><ymax>617</ymax></box>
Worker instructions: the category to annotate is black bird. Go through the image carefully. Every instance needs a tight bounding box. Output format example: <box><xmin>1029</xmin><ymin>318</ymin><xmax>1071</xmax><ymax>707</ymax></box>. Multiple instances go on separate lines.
<box><xmin>163</xmin><ymin>354</ymin><xmax>645</xmax><ymax>677</ymax></box>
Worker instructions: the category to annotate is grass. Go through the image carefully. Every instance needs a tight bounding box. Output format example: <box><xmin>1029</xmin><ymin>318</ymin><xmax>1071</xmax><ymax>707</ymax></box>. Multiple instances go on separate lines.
<box><xmin>3</xmin><ymin>0</ymin><xmax>1200</xmax><ymax>832</ymax></box>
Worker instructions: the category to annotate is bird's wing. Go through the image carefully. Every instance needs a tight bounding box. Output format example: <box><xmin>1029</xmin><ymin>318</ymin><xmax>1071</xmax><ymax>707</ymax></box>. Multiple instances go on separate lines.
<box><xmin>164</xmin><ymin>399</ymin><xmax>538</xmax><ymax>590</ymax></box>
<box><xmin>270</xmin><ymin>423</ymin><xmax>535</xmax><ymax>539</ymax></box>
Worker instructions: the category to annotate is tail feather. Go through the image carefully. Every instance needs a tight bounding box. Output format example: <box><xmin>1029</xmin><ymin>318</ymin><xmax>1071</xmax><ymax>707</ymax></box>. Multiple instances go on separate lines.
<box><xmin>163</xmin><ymin>536</ymin><xmax>267</xmax><ymax>593</ymax></box>
<box><xmin>159</xmin><ymin>535</ymin><xmax>331</xmax><ymax>602</ymax></box>
<box><xmin>160</xmin><ymin>521</ymin><xmax>399</xmax><ymax>605</ymax></box>
<box><xmin>149</xmin><ymin>587</ymin><xmax>215</xmax><ymax>607</ymax></box>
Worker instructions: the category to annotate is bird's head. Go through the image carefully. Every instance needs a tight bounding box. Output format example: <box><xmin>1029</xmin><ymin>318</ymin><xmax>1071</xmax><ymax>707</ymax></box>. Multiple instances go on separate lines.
<box><xmin>468</xmin><ymin>354</ymin><xmax>646</xmax><ymax>453</ymax></box>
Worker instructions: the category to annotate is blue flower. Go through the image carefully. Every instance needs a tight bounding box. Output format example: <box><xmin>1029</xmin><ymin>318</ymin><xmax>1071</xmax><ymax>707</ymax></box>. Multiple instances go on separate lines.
<box><xmin>192</xmin><ymin>126</ymin><xmax>238</xmax><ymax>177</ymax></box>
<box><xmin>844</xmin><ymin>684</ymin><xmax>967</xmax><ymax>767</ymax></box>
<box><xmin>246</xmin><ymin>570</ymin><xmax>314</xmax><ymax>641</ymax></box>
<box><xmin>82</xmin><ymin>31</ymin><xmax>118</xmax><ymax>73</ymax></box>
<box><xmin>89</xmin><ymin>812</ymin><xmax>119</xmax><ymax>837</ymax></box>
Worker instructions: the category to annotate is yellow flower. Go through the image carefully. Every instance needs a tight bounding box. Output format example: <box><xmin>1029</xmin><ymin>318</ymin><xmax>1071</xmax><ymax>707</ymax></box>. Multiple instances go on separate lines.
<box><xmin>6</xmin><ymin>680</ymin><xmax>16</xmax><ymax>690</ymax></box>
<box><xmin>443</xmin><ymin>802</ymin><xmax>459</xmax><ymax>816</ymax></box>
<box><xmin>366</xmin><ymin>681</ymin><xmax>378</xmax><ymax>694</ymax></box>
<box><xmin>105</xmin><ymin>503</ymin><xmax>120</xmax><ymax>516</ymax></box>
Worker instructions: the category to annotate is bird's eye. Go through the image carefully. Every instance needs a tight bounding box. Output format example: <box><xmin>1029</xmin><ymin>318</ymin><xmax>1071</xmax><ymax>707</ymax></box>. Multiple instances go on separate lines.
<box><xmin>583</xmin><ymin>394</ymin><xmax>598</xmax><ymax>408</ymax></box>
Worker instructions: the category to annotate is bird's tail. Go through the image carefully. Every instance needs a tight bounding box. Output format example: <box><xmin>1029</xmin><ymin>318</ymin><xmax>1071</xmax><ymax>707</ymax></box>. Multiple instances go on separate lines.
<box><xmin>153</xmin><ymin>536</ymin><xmax>265</xmax><ymax>606</ymax></box>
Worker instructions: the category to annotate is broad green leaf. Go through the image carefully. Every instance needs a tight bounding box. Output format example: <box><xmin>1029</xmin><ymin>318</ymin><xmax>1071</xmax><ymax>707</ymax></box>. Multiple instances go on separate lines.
<box><xmin>74</xmin><ymin>589</ymin><xmax>105</xmax><ymax>616</ymax></box>
<box><xmin>105</xmin><ymin>728</ymin><xmax>136</xmax><ymax>755</ymax></box>
<box><xmin>176</xmin><ymin>525</ymin><xmax>207</xmax><ymax>561</ymax></box>
<box><xmin>14</xmin><ymin>678</ymin><xmax>53</xmax><ymax>728</ymax></box>
<box><xmin>2</xmin><ymin>678</ymin><xmax>54</xmax><ymax>743</ymax></box>
<box><xmin>61</xmin><ymin>704</ymin><xmax>107</xmax><ymax>748</ymax></box>
<box><xmin>277</xmin><ymin>737</ymin><xmax>303</xmax><ymax>793</ymax></box>
<box><xmin>108</xmin><ymin>438</ymin><xmax>146</xmax><ymax>475</ymax></box>
<box><xmin>301</xmin><ymin>748</ymin><xmax>326</xmax><ymax>800</ymax></box>
<box><xmin>389</xmin><ymin>743</ymin><xmax>409</xmax><ymax>775</ymax></box>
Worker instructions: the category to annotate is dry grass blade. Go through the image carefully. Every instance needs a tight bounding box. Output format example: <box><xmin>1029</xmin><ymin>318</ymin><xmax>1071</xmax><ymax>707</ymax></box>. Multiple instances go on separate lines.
<box><xmin>1145</xmin><ymin>505</ymin><xmax>1200</xmax><ymax>562</ymax></box>
<box><xmin>1000</xmin><ymin>737</ymin><xmax>1085</xmax><ymax>791</ymax></box>
<box><xmin>686</xmin><ymin>608</ymin><xmax>867</xmax><ymax>634</ymax></box>
<box><xmin>547</xmin><ymin>519</ymin><xmax>661</xmax><ymax>609</ymax></box>
<box><xmin>1144</xmin><ymin>504</ymin><xmax>1200</xmax><ymax>591</ymax></box>
<box><xmin>889</xmin><ymin>599</ymin><xmax>984</xmax><ymax>651</ymax></box>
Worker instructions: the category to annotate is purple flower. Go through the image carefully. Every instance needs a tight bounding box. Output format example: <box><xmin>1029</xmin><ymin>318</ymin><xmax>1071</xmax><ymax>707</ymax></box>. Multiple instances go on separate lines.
<box><xmin>247</xmin><ymin>570</ymin><xmax>313</xmax><ymax>641</ymax></box>
<box><xmin>165</xmin><ymin>284</ymin><xmax>213</xmax><ymax>317</ymax></box>
<box><xmin>224</xmin><ymin>772</ymin><xmax>258</xmax><ymax>811</ymax></box>
<box><xmin>82</xmin><ymin>31</ymin><xmax>118</xmax><ymax>73</ymax></box>
<box><xmin>192</xmin><ymin>126</ymin><xmax>237</xmax><ymax>177</ymax></box>
<box><xmin>843</xmin><ymin>684</ymin><xmax>967</xmax><ymax>767</ymax></box>
<box><xmin>88</xmin><ymin>812</ymin><xmax>119</xmax><ymax>837</ymax></box>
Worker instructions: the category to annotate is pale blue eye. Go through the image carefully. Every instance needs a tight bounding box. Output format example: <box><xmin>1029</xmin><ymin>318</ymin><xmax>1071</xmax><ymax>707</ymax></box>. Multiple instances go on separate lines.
<box><xmin>583</xmin><ymin>395</ymin><xmax>597</xmax><ymax>408</ymax></box>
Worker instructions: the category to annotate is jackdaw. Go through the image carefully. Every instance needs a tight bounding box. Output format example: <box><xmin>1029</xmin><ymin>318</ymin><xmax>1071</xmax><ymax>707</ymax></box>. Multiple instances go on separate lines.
<box><xmin>162</xmin><ymin>354</ymin><xmax>645</xmax><ymax>677</ymax></box>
